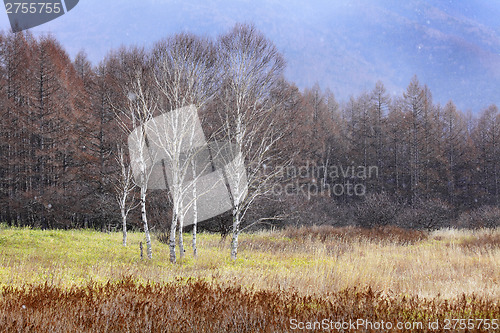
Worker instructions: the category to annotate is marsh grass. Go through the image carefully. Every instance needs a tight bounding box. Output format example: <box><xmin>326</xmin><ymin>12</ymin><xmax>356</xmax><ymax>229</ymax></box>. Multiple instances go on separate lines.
<box><xmin>0</xmin><ymin>278</ymin><xmax>498</xmax><ymax>332</ymax></box>
<box><xmin>0</xmin><ymin>226</ymin><xmax>498</xmax><ymax>332</ymax></box>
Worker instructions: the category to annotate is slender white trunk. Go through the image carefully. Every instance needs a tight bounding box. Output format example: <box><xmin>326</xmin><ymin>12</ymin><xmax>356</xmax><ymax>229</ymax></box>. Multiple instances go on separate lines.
<box><xmin>191</xmin><ymin>158</ymin><xmax>198</xmax><ymax>258</ymax></box>
<box><xmin>169</xmin><ymin>210</ymin><xmax>177</xmax><ymax>263</ymax></box>
<box><xmin>230</xmin><ymin>206</ymin><xmax>240</xmax><ymax>260</ymax></box>
<box><xmin>116</xmin><ymin>145</ymin><xmax>133</xmax><ymax>247</ymax></box>
<box><xmin>192</xmin><ymin>222</ymin><xmax>197</xmax><ymax>257</ymax></box>
<box><xmin>230</xmin><ymin>109</ymin><xmax>245</xmax><ymax>261</ymax></box>
<box><xmin>121</xmin><ymin>206</ymin><xmax>127</xmax><ymax>246</ymax></box>
<box><xmin>178</xmin><ymin>214</ymin><xmax>185</xmax><ymax>259</ymax></box>
<box><xmin>140</xmin><ymin>186</ymin><xmax>152</xmax><ymax>259</ymax></box>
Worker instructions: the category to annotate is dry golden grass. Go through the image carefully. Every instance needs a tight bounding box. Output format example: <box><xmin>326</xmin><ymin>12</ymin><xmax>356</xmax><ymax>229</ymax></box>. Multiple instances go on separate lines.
<box><xmin>0</xmin><ymin>225</ymin><xmax>498</xmax><ymax>332</ymax></box>
<box><xmin>0</xmin><ymin>226</ymin><xmax>498</xmax><ymax>299</ymax></box>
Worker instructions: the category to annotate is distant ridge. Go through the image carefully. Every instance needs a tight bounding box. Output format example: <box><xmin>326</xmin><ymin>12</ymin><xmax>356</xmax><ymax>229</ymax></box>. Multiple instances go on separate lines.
<box><xmin>2</xmin><ymin>0</ymin><xmax>498</xmax><ymax>112</ymax></box>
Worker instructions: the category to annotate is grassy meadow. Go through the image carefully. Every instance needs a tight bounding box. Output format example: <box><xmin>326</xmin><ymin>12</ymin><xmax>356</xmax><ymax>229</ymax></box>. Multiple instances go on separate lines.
<box><xmin>0</xmin><ymin>225</ymin><xmax>498</xmax><ymax>332</ymax></box>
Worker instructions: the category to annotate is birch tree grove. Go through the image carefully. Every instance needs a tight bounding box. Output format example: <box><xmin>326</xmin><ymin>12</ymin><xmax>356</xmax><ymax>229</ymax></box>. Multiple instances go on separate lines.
<box><xmin>144</xmin><ymin>105</ymin><xmax>212</xmax><ymax>263</ymax></box>
<box><xmin>217</xmin><ymin>24</ymin><xmax>287</xmax><ymax>260</ymax></box>
<box><xmin>151</xmin><ymin>34</ymin><xmax>218</xmax><ymax>263</ymax></box>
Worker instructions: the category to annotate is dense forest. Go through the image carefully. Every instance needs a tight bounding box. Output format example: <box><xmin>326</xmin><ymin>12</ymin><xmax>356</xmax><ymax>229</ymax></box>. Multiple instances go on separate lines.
<box><xmin>0</xmin><ymin>27</ymin><xmax>499</xmax><ymax>232</ymax></box>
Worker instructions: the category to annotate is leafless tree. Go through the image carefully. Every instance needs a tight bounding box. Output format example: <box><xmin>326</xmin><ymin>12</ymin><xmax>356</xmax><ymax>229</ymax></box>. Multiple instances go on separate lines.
<box><xmin>150</xmin><ymin>34</ymin><xmax>218</xmax><ymax>263</ymax></box>
<box><xmin>143</xmin><ymin>105</ymin><xmax>207</xmax><ymax>263</ymax></box>
<box><xmin>114</xmin><ymin>145</ymin><xmax>137</xmax><ymax>246</ymax></box>
<box><xmin>114</xmin><ymin>63</ymin><xmax>157</xmax><ymax>259</ymax></box>
<box><xmin>216</xmin><ymin>24</ymin><xmax>287</xmax><ymax>260</ymax></box>
<box><xmin>128</xmin><ymin>80</ymin><xmax>157</xmax><ymax>259</ymax></box>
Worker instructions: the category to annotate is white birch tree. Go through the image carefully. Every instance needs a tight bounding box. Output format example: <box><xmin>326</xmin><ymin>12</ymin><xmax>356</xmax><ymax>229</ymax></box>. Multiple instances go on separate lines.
<box><xmin>216</xmin><ymin>24</ymin><xmax>287</xmax><ymax>260</ymax></box>
<box><xmin>143</xmin><ymin>106</ymin><xmax>206</xmax><ymax>263</ymax></box>
<box><xmin>116</xmin><ymin>69</ymin><xmax>157</xmax><ymax>259</ymax></box>
<box><xmin>150</xmin><ymin>34</ymin><xmax>218</xmax><ymax>263</ymax></box>
<box><xmin>128</xmin><ymin>89</ymin><xmax>156</xmax><ymax>258</ymax></box>
<box><xmin>114</xmin><ymin>145</ymin><xmax>137</xmax><ymax>246</ymax></box>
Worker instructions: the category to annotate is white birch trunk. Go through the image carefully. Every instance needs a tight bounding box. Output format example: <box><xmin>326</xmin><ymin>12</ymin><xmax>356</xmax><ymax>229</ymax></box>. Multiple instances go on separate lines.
<box><xmin>121</xmin><ymin>206</ymin><xmax>127</xmax><ymax>246</ymax></box>
<box><xmin>192</xmin><ymin>220</ymin><xmax>197</xmax><ymax>257</ymax></box>
<box><xmin>140</xmin><ymin>185</ymin><xmax>152</xmax><ymax>259</ymax></box>
<box><xmin>169</xmin><ymin>210</ymin><xmax>177</xmax><ymax>263</ymax></box>
<box><xmin>191</xmin><ymin>180</ymin><xmax>198</xmax><ymax>258</ymax></box>
<box><xmin>230</xmin><ymin>206</ymin><xmax>240</xmax><ymax>260</ymax></box>
<box><xmin>178</xmin><ymin>214</ymin><xmax>185</xmax><ymax>259</ymax></box>
<box><xmin>190</xmin><ymin>132</ymin><xmax>199</xmax><ymax>257</ymax></box>
<box><xmin>115</xmin><ymin>145</ymin><xmax>135</xmax><ymax>247</ymax></box>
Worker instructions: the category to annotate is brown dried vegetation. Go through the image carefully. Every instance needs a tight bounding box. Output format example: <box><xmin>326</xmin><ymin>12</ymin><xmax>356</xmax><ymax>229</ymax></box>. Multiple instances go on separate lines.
<box><xmin>0</xmin><ymin>227</ymin><xmax>498</xmax><ymax>332</ymax></box>
<box><xmin>283</xmin><ymin>225</ymin><xmax>428</xmax><ymax>245</ymax></box>
<box><xmin>0</xmin><ymin>278</ymin><xmax>498</xmax><ymax>333</ymax></box>
<box><xmin>458</xmin><ymin>232</ymin><xmax>500</xmax><ymax>252</ymax></box>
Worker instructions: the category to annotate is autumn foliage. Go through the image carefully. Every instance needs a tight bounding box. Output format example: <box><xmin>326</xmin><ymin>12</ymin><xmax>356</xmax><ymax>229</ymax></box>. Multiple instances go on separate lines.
<box><xmin>0</xmin><ymin>28</ymin><xmax>499</xmax><ymax>231</ymax></box>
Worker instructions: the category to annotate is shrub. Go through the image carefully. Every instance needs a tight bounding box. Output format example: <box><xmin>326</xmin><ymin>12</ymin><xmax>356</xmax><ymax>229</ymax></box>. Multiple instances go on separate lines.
<box><xmin>283</xmin><ymin>225</ymin><xmax>427</xmax><ymax>245</ymax></box>
<box><xmin>354</xmin><ymin>192</ymin><xmax>399</xmax><ymax>228</ymax></box>
<box><xmin>457</xmin><ymin>206</ymin><xmax>500</xmax><ymax>229</ymax></box>
<box><xmin>395</xmin><ymin>198</ymin><xmax>453</xmax><ymax>230</ymax></box>
<box><xmin>459</xmin><ymin>232</ymin><xmax>500</xmax><ymax>251</ymax></box>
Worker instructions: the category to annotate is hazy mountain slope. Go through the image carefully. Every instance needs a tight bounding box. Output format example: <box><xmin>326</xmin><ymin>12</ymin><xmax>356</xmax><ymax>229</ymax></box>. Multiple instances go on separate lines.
<box><xmin>0</xmin><ymin>0</ymin><xmax>498</xmax><ymax>111</ymax></box>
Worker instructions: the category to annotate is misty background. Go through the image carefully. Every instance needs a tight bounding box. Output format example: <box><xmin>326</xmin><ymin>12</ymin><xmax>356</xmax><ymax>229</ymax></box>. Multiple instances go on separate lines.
<box><xmin>1</xmin><ymin>0</ymin><xmax>499</xmax><ymax>112</ymax></box>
